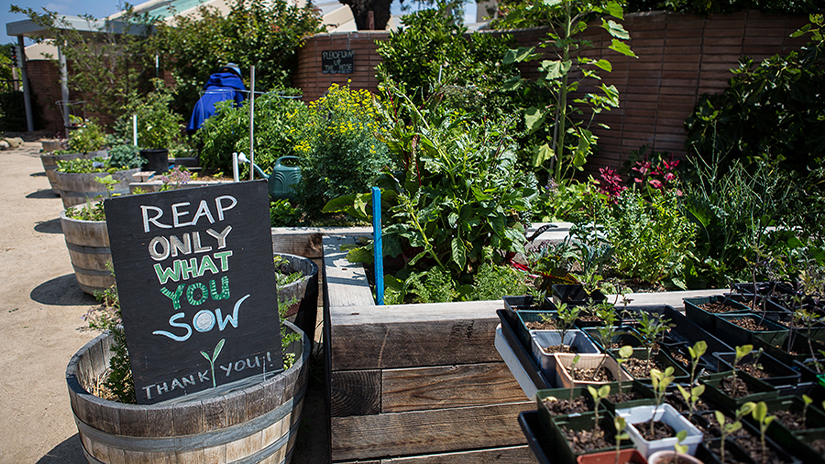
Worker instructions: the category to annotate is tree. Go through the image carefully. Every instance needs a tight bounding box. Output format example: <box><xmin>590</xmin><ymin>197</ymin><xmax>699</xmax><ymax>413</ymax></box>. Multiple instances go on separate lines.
<box><xmin>339</xmin><ymin>0</ymin><xmax>393</xmax><ymax>30</ymax></box>
<box><xmin>156</xmin><ymin>0</ymin><xmax>324</xmax><ymax>113</ymax></box>
<box><xmin>10</xmin><ymin>5</ymin><xmax>158</xmax><ymax>124</ymax></box>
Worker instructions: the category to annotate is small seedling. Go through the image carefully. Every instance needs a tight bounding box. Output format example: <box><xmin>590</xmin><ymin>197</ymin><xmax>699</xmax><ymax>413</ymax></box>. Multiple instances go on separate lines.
<box><xmin>802</xmin><ymin>394</ymin><xmax>813</xmax><ymax>426</ymax></box>
<box><xmin>557</xmin><ymin>302</ymin><xmax>581</xmax><ymax>351</ymax></box>
<box><xmin>569</xmin><ymin>354</ymin><xmax>581</xmax><ymax>401</ymax></box>
<box><xmin>732</xmin><ymin>344</ymin><xmax>754</xmax><ymax>382</ymax></box>
<box><xmin>588</xmin><ymin>385</ymin><xmax>611</xmax><ymax>433</ymax></box>
<box><xmin>636</xmin><ymin>311</ymin><xmax>673</xmax><ymax>363</ymax></box>
<box><xmin>650</xmin><ymin>366</ymin><xmax>675</xmax><ymax>436</ymax></box>
<box><xmin>715</xmin><ymin>403</ymin><xmax>755</xmax><ymax>463</ymax></box>
<box><xmin>687</xmin><ymin>340</ymin><xmax>707</xmax><ymax>386</ymax></box>
<box><xmin>593</xmin><ymin>302</ymin><xmax>618</xmax><ymax>350</ymax></box>
<box><xmin>674</xmin><ymin>429</ymin><xmax>689</xmax><ymax>454</ymax></box>
<box><xmin>615</xmin><ymin>345</ymin><xmax>634</xmax><ymax>394</ymax></box>
<box><xmin>751</xmin><ymin>401</ymin><xmax>774</xmax><ymax>464</ymax></box>
<box><xmin>614</xmin><ymin>415</ymin><xmax>629</xmax><ymax>464</ymax></box>
<box><xmin>676</xmin><ymin>383</ymin><xmax>705</xmax><ymax>418</ymax></box>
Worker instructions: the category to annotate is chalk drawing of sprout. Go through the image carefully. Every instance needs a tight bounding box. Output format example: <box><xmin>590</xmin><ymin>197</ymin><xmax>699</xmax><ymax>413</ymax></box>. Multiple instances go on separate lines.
<box><xmin>201</xmin><ymin>339</ymin><xmax>225</xmax><ymax>389</ymax></box>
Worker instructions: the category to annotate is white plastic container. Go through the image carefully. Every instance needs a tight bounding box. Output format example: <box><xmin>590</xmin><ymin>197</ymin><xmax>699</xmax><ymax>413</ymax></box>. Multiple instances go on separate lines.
<box><xmin>530</xmin><ymin>330</ymin><xmax>600</xmax><ymax>384</ymax></box>
<box><xmin>616</xmin><ymin>404</ymin><xmax>703</xmax><ymax>458</ymax></box>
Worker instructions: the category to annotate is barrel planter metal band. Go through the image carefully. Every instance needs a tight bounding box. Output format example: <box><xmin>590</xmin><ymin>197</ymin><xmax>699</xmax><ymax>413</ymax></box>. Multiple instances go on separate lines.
<box><xmin>66</xmin><ymin>321</ymin><xmax>309</xmax><ymax>464</ymax></box>
<box><xmin>40</xmin><ymin>150</ymin><xmax>107</xmax><ymax>194</ymax></box>
<box><xmin>59</xmin><ymin>210</ymin><xmax>114</xmax><ymax>295</ymax></box>
<box><xmin>55</xmin><ymin>168</ymin><xmax>138</xmax><ymax>209</ymax></box>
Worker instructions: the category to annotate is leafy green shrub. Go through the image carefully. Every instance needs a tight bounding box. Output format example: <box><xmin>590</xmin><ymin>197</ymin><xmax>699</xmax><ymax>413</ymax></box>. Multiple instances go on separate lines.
<box><xmin>376</xmin><ymin>6</ymin><xmax>516</xmax><ymax>104</ymax></box>
<box><xmin>384</xmin><ymin>266</ymin><xmax>458</xmax><ymax>304</ymax></box>
<box><xmin>326</xmin><ymin>85</ymin><xmax>538</xmax><ymax>299</ymax></box>
<box><xmin>117</xmin><ymin>80</ymin><xmax>184</xmax><ymax>151</ymax></box>
<box><xmin>157</xmin><ymin>0</ymin><xmax>323</xmax><ymax>113</ymax></box>
<box><xmin>66</xmin><ymin>119</ymin><xmax>107</xmax><ymax>154</ymax></box>
<box><xmin>107</xmin><ymin>144</ymin><xmax>144</xmax><ymax>170</ymax></box>
<box><xmin>296</xmin><ymin>84</ymin><xmax>390</xmax><ymax>216</ymax></box>
<box><xmin>470</xmin><ymin>263</ymin><xmax>531</xmax><ymax>301</ymax></box>
<box><xmin>685</xmin><ymin>18</ymin><xmax>824</xmax><ymax>179</ymax></box>
<box><xmin>602</xmin><ymin>189</ymin><xmax>696</xmax><ymax>290</ymax></box>
<box><xmin>196</xmin><ymin>92</ymin><xmax>310</xmax><ymax>177</ymax></box>
<box><xmin>681</xmin><ymin>157</ymin><xmax>801</xmax><ymax>288</ymax></box>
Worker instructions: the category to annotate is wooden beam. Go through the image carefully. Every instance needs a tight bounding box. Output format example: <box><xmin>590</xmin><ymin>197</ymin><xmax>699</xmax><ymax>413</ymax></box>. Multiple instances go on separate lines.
<box><xmin>331</xmin><ymin>369</ymin><xmax>381</xmax><ymax>417</ymax></box>
<box><xmin>324</xmin><ymin>235</ymin><xmax>374</xmax><ymax>308</ymax></box>
<box><xmin>382</xmin><ymin>363</ymin><xmax>526</xmax><ymax>413</ymax></box>
<box><xmin>335</xmin><ymin>445</ymin><xmax>531</xmax><ymax>463</ymax></box>
<box><xmin>331</xmin><ymin>402</ymin><xmax>533</xmax><ymax>461</ymax></box>
<box><xmin>330</xmin><ymin>302</ymin><xmax>504</xmax><ymax>371</ymax></box>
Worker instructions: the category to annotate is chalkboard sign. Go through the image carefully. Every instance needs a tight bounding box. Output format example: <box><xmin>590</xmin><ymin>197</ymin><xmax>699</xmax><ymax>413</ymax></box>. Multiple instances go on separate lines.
<box><xmin>105</xmin><ymin>180</ymin><xmax>282</xmax><ymax>404</ymax></box>
<box><xmin>322</xmin><ymin>49</ymin><xmax>354</xmax><ymax>74</ymax></box>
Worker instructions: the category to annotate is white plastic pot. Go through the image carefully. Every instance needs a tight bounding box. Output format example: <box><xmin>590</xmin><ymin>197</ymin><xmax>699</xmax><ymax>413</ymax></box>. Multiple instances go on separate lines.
<box><xmin>616</xmin><ymin>404</ymin><xmax>703</xmax><ymax>459</ymax></box>
<box><xmin>531</xmin><ymin>330</ymin><xmax>600</xmax><ymax>383</ymax></box>
<box><xmin>647</xmin><ymin>450</ymin><xmax>703</xmax><ymax>464</ymax></box>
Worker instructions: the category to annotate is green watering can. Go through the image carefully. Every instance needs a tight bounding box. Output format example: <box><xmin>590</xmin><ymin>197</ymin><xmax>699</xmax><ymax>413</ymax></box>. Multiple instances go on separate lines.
<box><xmin>238</xmin><ymin>154</ymin><xmax>301</xmax><ymax>200</ymax></box>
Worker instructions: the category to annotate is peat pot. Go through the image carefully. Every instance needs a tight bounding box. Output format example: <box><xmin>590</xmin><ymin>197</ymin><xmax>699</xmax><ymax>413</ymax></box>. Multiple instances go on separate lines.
<box><xmin>55</xmin><ymin>168</ymin><xmax>139</xmax><ymax>209</ymax></box>
<box><xmin>59</xmin><ymin>209</ymin><xmax>114</xmax><ymax>295</ymax></box>
<box><xmin>66</xmin><ymin>320</ymin><xmax>309</xmax><ymax>464</ymax></box>
<box><xmin>40</xmin><ymin>150</ymin><xmax>107</xmax><ymax>195</ymax></box>
<box><xmin>275</xmin><ymin>252</ymin><xmax>319</xmax><ymax>341</ymax></box>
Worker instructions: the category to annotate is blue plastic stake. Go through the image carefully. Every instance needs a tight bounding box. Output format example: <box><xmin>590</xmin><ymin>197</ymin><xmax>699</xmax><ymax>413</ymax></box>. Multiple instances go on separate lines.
<box><xmin>372</xmin><ymin>187</ymin><xmax>384</xmax><ymax>305</ymax></box>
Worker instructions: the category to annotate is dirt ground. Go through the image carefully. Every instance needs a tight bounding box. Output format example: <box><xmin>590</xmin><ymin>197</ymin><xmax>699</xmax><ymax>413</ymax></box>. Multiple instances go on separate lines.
<box><xmin>0</xmin><ymin>141</ymin><xmax>328</xmax><ymax>463</ymax></box>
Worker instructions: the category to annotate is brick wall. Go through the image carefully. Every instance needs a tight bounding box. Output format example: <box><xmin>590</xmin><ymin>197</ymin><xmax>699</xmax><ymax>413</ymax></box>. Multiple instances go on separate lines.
<box><xmin>26</xmin><ymin>60</ymin><xmax>177</xmax><ymax>135</ymax></box>
<box><xmin>26</xmin><ymin>60</ymin><xmax>64</xmax><ymax>134</ymax></box>
<box><xmin>293</xmin><ymin>10</ymin><xmax>811</xmax><ymax>171</ymax></box>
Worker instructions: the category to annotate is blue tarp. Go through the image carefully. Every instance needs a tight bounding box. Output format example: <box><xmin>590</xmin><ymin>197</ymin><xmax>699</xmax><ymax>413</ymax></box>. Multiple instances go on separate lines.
<box><xmin>185</xmin><ymin>71</ymin><xmax>246</xmax><ymax>134</ymax></box>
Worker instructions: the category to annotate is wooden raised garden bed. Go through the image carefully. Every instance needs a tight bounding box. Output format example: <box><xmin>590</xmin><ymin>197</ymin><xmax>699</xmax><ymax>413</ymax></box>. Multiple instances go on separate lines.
<box><xmin>323</xmin><ymin>234</ymin><xmax>534</xmax><ymax>463</ymax></box>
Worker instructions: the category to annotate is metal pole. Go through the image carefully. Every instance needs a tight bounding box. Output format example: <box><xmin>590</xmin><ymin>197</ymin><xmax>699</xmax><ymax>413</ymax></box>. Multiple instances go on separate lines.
<box><xmin>372</xmin><ymin>187</ymin><xmax>384</xmax><ymax>305</ymax></box>
<box><xmin>133</xmin><ymin>114</ymin><xmax>138</xmax><ymax>146</ymax></box>
<box><xmin>17</xmin><ymin>36</ymin><xmax>34</xmax><ymax>132</ymax></box>
<box><xmin>58</xmin><ymin>41</ymin><xmax>70</xmax><ymax>128</ymax></box>
<box><xmin>248</xmin><ymin>66</ymin><xmax>255</xmax><ymax>181</ymax></box>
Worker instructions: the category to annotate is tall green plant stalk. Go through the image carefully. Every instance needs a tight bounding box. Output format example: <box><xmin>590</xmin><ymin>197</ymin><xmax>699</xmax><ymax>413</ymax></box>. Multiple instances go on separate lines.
<box><xmin>502</xmin><ymin>0</ymin><xmax>636</xmax><ymax>184</ymax></box>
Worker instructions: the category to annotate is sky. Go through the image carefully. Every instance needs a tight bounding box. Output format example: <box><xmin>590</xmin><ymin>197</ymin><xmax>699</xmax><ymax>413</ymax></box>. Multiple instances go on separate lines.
<box><xmin>2</xmin><ymin>0</ymin><xmax>476</xmax><ymax>45</ymax></box>
<box><xmin>2</xmin><ymin>0</ymin><xmax>123</xmax><ymax>44</ymax></box>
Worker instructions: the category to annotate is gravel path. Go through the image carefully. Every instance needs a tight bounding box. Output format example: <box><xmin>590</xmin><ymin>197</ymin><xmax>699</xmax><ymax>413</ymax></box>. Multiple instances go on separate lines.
<box><xmin>0</xmin><ymin>142</ymin><xmax>96</xmax><ymax>462</ymax></box>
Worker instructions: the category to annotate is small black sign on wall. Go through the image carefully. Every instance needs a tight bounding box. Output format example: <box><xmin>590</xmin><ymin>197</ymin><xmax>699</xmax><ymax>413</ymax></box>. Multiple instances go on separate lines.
<box><xmin>105</xmin><ymin>180</ymin><xmax>282</xmax><ymax>404</ymax></box>
<box><xmin>322</xmin><ymin>49</ymin><xmax>354</xmax><ymax>74</ymax></box>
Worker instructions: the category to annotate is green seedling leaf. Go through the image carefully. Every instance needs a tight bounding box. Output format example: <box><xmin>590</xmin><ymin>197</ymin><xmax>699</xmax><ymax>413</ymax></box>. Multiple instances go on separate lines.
<box><xmin>688</xmin><ymin>340</ymin><xmax>708</xmax><ymax>359</ymax></box>
<box><xmin>735</xmin><ymin>344</ymin><xmax>754</xmax><ymax>362</ymax></box>
<box><xmin>618</xmin><ymin>345</ymin><xmax>634</xmax><ymax>359</ymax></box>
<box><xmin>674</xmin><ymin>430</ymin><xmax>689</xmax><ymax>453</ymax></box>
<box><xmin>753</xmin><ymin>401</ymin><xmax>768</xmax><ymax>421</ymax></box>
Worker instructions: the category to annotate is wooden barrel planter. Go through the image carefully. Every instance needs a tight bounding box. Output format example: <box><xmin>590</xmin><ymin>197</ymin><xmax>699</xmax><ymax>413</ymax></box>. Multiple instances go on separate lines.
<box><xmin>275</xmin><ymin>252</ymin><xmax>319</xmax><ymax>341</ymax></box>
<box><xmin>40</xmin><ymin>150</ymin><xmax>107</xmax><ymax>195</ymax></box>
<box><xmin>55</xmin><ymin>168</ymin><xmax>139</xmax><ymax>209</ymax></box>
<box><xmin>66</xmin><ymin>320</ymin><xmax>309</xmax><ymax>464</ymax></box>
<box><xmin>59</xmin><ymin>209</ymin><xmax>115</xmax><ymax>295</ymax></box>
